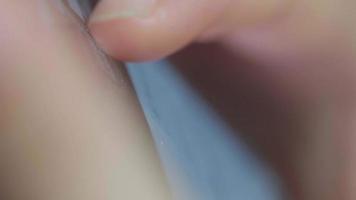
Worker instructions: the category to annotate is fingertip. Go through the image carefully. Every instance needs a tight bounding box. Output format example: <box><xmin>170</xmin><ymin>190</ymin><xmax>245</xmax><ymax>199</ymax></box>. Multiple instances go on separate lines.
<box><xmin>88</xmin><ymin>0</ymin><xmax>190</xmax><ymax>62</ymax></box>
<box><xmin>89</xmin><ymin>18</ymin><xmax>189</xmax><ymax>62</ymax></box>
<box><xmin>88</xmin><ymin>0</ymin><xmax>226</xmax><ymax>62</ymax></box>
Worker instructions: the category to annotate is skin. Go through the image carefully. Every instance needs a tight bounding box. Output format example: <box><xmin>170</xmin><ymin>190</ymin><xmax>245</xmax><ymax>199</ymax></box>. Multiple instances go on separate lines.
<box><xmin>88</xmin><ymin>0</ymin><xmax>356</xmax><ymax>199</ymax></box>
<box><xmin>0</xmin><ymin>0</ymin><xmax>354</xmax><ymax>200</ymax></box>
<box><xmin>0</xmin><ymin>1</ymin><xmax>171</xmax><ymax>200</ymax></box>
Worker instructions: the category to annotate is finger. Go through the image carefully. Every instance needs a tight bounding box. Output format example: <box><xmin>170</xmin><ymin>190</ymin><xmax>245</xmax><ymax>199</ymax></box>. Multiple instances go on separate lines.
<box><xmin>0</xmin><ymin>1</ymin><xmax>171</xmax><ymax>199</ymax></box>
<box><xmin>88</xmin><ymin>0</ymin><xmax>288</xmax><ymax>61</ymax></box>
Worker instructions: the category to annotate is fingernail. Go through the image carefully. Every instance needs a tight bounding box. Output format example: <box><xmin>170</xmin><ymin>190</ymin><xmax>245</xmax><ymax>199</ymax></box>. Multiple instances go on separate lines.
<box><xmin>90</xmin><ymin>0</ymin><xmax>157</xmax><ymax>22</ymax></box>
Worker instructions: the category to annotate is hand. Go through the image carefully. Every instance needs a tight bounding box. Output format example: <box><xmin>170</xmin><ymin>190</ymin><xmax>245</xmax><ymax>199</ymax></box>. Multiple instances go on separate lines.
<box><xmin>89</xmin><ymin>0</ymin><xmax>356</xmax><ymax>199</ymax></box>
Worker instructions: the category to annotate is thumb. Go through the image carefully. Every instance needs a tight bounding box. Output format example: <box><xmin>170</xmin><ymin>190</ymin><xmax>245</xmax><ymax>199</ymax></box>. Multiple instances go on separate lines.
<box><xmin>88</xmin><ymin>0</ymin><xmax>288</xmax><ymax>61</ymax></box>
